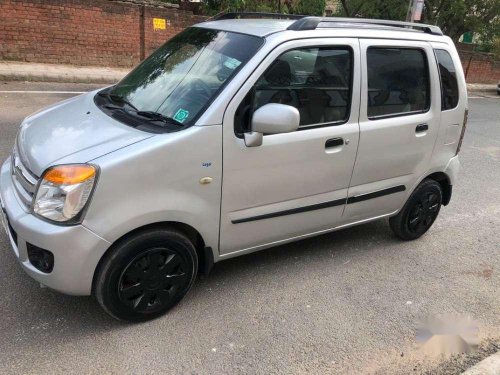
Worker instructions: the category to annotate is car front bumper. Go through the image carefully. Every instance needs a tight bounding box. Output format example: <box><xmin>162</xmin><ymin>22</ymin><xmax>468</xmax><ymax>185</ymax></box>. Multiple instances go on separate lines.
<box><xmin>0</xmin><ymin>158</ymin><xmax>110</xmax><ymax>296</ymax></box>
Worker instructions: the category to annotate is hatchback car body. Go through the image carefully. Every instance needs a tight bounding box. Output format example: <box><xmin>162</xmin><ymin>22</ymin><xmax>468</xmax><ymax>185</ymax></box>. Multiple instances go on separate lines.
<box><xmin>0</xmin><ymin>14</ymin><xmax>468</xmax><ymax>321</ymax></box>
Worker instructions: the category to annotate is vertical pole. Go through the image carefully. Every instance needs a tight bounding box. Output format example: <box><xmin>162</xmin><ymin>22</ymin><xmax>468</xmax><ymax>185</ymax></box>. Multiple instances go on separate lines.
<box><xmin>139</xmin><ymin>5</ymin><xmax>146</xmax><ymax>61</ymax></box>
<box><xmin>278</xmin><ymin>0</ymin><xmax>281</xmax><ymax>13</ymax></box>
<box><xmin>406</xmin><ymin>0</ymin><xmax>413</xmax><ymax>22</ymax></box>
<box><xmin>465</xmin><ymin>54</ymin><xmax>473</xmax><ymax>81</ymax></box>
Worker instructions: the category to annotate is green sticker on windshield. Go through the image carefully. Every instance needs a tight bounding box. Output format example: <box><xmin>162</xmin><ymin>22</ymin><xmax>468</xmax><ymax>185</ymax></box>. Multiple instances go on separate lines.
<box><xmin>224</xmin><ymin>57</ymin><xmax>241</xmax><ymax>70</ymax></box>
<box><xmin>173</xmin><ymin>108</ymin><xmax>189</xmax><ymax>123</ymax></box>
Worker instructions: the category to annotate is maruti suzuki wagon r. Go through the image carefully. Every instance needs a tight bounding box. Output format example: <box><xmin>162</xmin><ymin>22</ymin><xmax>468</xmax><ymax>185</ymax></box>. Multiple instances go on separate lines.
<box><xmin>0</xmin><ymin>14</ymin><xmax>468</xmax><ymax>321</ymax></box>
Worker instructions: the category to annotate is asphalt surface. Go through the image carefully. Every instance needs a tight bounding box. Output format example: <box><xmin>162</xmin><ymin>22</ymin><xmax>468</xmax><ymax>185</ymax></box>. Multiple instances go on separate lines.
<box><xmin>0</xmin><ymin>81</ymin><xmax>499</xmax><ymax>374</ymax></box>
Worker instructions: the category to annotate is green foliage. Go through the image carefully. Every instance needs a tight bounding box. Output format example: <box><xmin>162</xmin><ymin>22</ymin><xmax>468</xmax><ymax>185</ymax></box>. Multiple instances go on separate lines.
<box><xmin>423</xmin><ymin>0</ymin><xmax>500</xmax><ymax>43</ymax></box>
<box><xmin>335</xmin><ymin>0</ymin><xmax>407</xmax><ymax>20</ymax></box>
<box><xmin>202</xmin><ymin>0</ymin><xmax>498</xmax><ymax>48</ymax></box>
<box><xmin>203</xmin><ymin>0</ymin><xmax>279</xmax><ymax>15</ymax></box>
<box><xmin>296</xmin><ymin>0</ymin><xmax>326</xmax><ymax>16</ymax></box>
<box><xmin>336</xmin><ymin>0</ymin><xmax>500</xmax><ymax>45</ymax></box>
<box><xmin>490</xmin><ymin>37</ymin><xmax>500</xmax><ymax>58</ymax></box>
<box><xmin>203</xmin><ymin>0</ymin><xmax>326</xmax><ymax>15</ymax></box>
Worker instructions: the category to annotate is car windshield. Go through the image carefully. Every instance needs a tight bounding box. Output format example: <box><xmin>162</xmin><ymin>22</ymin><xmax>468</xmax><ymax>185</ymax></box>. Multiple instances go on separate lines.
<box><xmin>109</xmin><ymin>27</ymin><xmax>263</xmax><ymax>126</ymax></box>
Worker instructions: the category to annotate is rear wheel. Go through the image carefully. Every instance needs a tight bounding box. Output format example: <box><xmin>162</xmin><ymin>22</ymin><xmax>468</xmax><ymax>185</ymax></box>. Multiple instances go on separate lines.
<box><xmin>94</xmin><ymin>227</ymin><xmax>197</xmax><ymax>322</ymax></box>
<box><xmin>390</xmin><ymin>179</ymin><xmax>442</xmax><ymax>241</ymax></box>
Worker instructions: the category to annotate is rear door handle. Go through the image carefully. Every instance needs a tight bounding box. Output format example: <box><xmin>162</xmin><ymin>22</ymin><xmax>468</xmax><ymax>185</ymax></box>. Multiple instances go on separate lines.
<box><xmin>416</xmin><ymin>123</ymin><xmax>429</xmax><ymax>133</ymax></box>
<box><xmin>325</xmin><ymin>138</ymin><xmax>344</xmax><ymax>148</ymax></box>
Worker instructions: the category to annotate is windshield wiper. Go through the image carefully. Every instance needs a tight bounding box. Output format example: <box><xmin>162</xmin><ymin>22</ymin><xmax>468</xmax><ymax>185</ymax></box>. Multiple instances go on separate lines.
<box><xmin>98</xmin><ymin>91</ymin><xmax>183</xmax><ymax>127</ymax></box>
<box><xmin>136</xmin><ymin>111</ymin><xmax>183</xmax><ymax>127</ymax></box>
<box><xmin>98</xmin><ymin>91</ymin><xmax>138</xmax><ymax>111</ymax></box>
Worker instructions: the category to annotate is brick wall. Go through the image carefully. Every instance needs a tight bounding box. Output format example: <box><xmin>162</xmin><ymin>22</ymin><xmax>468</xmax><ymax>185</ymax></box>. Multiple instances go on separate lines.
<box><xmin>0</xmin><ymin>0</ymin><xmax>206</xmax><ymax>68</ymax></box>
<box><xmin>458</xmin><ymin>50</ymin><xmax>500</xmax><ymax>84</ymax></box>
<box><xmin>1</xmin><ymin>0</ymin><xmax>499</xmax><ymax>84</ymax></box>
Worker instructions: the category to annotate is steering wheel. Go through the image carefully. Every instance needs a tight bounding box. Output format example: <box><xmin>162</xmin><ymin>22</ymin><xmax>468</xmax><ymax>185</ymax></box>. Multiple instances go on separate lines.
<box><xmin>192</xmin><ymin>79</ymin><xmax>212</xmax><ymax>101</ymax></box>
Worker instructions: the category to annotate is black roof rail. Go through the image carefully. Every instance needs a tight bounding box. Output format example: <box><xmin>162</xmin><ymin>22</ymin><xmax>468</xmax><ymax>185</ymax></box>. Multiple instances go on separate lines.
<box><xmin>213</xmin><ymin>12</ymin><xmax>307</xmax><ymax>21</ymax></box>
<box><xmin>287</xmin><ymin>16</ymin><xmax>443</xmax><ymax>36</ymax></box>
<box><xmin>210</xmin><ymin>12</ymin><xmax>443</xmax><ymax>36</ymax></box>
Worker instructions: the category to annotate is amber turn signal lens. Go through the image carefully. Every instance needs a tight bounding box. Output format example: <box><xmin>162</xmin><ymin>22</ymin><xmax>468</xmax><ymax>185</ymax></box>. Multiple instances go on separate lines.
<box><xmin>43</xmin><ymin>165</ymin><xmax>96</xmax><ymax>185</ymax></box>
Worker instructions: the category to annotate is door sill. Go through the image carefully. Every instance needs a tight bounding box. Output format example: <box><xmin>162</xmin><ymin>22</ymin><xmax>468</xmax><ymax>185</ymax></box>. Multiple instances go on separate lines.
<box><xmin>218</xmin><ymin>210</ymin><xmax>398</xmax><ymax>260</ymax></box>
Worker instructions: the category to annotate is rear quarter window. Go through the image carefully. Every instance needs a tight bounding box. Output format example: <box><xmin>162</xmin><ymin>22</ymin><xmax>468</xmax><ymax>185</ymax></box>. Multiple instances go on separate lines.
<box><xmin>434</xmin><ymin>49</ymin><xmax>459</xmax><ymax>110</ymax></box>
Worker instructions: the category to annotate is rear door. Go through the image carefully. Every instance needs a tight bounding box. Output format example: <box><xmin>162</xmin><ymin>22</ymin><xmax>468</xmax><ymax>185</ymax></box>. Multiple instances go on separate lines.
<box><xmin>344</xmin><ymin>39</ymin><xmax>441</xmax><ymax>221</ymax></box>
<box><xmin>219</xmin><ymin>38</ymin><xmax>361</xmax><ymax>255</ymax></box>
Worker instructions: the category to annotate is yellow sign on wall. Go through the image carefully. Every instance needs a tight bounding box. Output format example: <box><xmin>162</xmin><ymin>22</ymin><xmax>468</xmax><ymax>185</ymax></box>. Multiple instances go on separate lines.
<box><xmin>153</xmin><ymin>18</ymin><xmax>166</xmax><ymax>30</ymax></box>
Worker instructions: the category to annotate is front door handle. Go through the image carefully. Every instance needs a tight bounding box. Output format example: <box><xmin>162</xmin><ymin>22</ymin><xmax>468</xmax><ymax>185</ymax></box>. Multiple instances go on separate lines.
<box><xmin>416</xmin><ymin>123</ymin><xmax>429</xmax><ymax>133</ymax></box>
<box><xmin>325</xmin><ymin>138</ymin><xmax>344</xmax><ymax>148</ymax></box>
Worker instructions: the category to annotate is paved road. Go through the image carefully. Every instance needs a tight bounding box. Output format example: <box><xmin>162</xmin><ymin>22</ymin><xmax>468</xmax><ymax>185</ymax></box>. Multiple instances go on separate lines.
<box><xmin>0</xmin><ymin>82</ymin><xmax>499</xmax><ymax>374</ymax></box>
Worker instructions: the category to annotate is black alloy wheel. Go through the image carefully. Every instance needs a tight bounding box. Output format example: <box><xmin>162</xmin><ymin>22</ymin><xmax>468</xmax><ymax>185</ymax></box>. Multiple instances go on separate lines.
<box><xmin>118</xmin><ymin>248</ymin><xmax>189</xmax><ymax>314</ymax></box>
<box><xmin>94</xmin><ymin>227</ymin><xmax>197</xmax><ymax>322</ymax></box>
<box><xmin>407</xmin><ymin>191</ymin><xmax>440</xmax><ymax>235</ymax></box>
<box><xmin>390</xmin><ymin>179</ymin><xmax>443</xmax><ymax>241</ymax></box>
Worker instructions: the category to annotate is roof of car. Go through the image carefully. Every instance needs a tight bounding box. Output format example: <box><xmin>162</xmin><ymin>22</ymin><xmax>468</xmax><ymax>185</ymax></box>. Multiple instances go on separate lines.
<box><xmin>196</xmin><ymin>14</ymin><xmax>444</xmax><ymax>39</ymax></box>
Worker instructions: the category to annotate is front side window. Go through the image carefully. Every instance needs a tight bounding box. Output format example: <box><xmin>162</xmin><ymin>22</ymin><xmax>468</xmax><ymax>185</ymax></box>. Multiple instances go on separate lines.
<box><xmin>108</xmin><ymin>27</ymin><xmax>262</xmax><ymax>128</ymax></box>
<box><xmin>367</xmin><ymin>48</ymin><xmax>430</xmax><ymax>119</ymax></box>
<box><xmin>435</xmin><ymin>49</ymin><xmax>459</xmax><ymax>110</ymax></box>
<box><xmin>235</xmin><ymin>46</ymin><xmax>352</xmax><ymax>135</ymax></box>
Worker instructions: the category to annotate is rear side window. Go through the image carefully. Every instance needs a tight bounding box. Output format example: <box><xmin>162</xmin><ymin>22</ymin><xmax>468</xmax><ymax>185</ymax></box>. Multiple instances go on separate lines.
<box><xmin>435</xmin><ymin>49</ymin><xmax>459</xmax><ymax>110</ymax></box>
<box><xmin>367</xmin><ymin>48</ymin><xmax>430</xmax><ymax>119</ymax></box>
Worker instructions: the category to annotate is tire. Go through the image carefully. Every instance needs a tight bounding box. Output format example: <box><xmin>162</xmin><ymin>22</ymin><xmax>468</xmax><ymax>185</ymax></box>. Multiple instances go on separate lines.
<box><xmin>94</xmin><ymin>226</ymin><xmax>198</xmax><ymax>322</ymax></box>
<box><xmin>389</xmin><ymin>179</ymin><xmax>442</xmax><ymax>241</ymax></box>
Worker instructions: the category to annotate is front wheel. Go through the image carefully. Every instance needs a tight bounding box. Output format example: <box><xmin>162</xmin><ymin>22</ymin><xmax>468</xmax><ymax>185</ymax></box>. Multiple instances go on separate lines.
<box><xmin>94</xmin><ymin>227</ymin><xmax>197</xmax><ymax>322</ymax></box>
<box><xmin>390</xmin><ymin>179</ymin><xmax>442</xmax><ymax>241</ymax></box>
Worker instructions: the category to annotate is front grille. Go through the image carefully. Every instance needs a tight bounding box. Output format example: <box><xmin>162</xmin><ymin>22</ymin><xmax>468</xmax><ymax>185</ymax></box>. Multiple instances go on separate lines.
<box><xmin>10</xmin><ymin>144</ymin><xmax>38</xmax><ymax>209</ymax></box>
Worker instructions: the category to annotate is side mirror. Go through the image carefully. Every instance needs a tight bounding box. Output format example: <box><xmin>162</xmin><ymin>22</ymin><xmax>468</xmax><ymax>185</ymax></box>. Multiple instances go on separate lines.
<box><xmin>244</xmin><ymin>103</ymin><xmax>300</xmax><ymax>147</ymax></box>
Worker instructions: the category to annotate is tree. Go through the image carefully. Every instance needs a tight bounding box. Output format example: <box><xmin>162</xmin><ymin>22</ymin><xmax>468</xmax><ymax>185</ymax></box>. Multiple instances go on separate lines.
<box><xmin>336</xmin><ymin>0</ymin><xmax>407</xmax><ymax>19</ymax></box>
<box><xmin>336</xmin><ymin>0</ymin><xmax>500</xmax><ymax>43</ymax></box>
<box><xmin>203</xmin><ymin>0</ymin><xmax>326</xmax><ymax>16</ymax></box>
<box><xmin>296</xmin><ymin>0</ymin><xmax>326</xmax><ymax>16</ymax></box>
<box><xmin>423</xmin><ymin>0</ymin><xmax>500</xmax><ymax>42</ymax></box>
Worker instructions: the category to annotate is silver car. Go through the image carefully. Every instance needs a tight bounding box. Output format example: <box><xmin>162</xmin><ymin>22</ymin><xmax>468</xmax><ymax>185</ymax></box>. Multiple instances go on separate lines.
<box><xmin>0</xmin><ymin>14</ymin><xmax>468</xmax><ymax>321</ymax></box>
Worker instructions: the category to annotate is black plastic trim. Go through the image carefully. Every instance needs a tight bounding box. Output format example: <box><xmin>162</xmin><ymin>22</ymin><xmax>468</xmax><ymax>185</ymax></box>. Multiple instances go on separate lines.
<box><xmin>346</xmin><ymin>185</ymin><xmax>406</xmax><ymax>204</ymax></box>
<box><xmin>6</xmin><ymin>215</ymin><xmax>17</xmax><ymax>246</ymax></box>
<box><xmin>287</xmin><ymin>17</ymin><xmax>322</xmax><ymax>30</ymax></box>
<box><xmin>232</xmin><ymin>198</ymin><xmax>346</xmax><ymax>224</ymax></box>
<box><xmin>232</xmin><ymin>185</ymin><xmax>406</xmax><ymax>224</ymax></box>
<box><xmin>202</xmin><ymin>247</ymin><xmax>214</xmax><ymax>275</ymax></box>
<box><xmin>442</xmin><ymin>185</ymin><xmax>452</xmax><ymax>206</ymax></box>
<box><xmin>27</xmin><ymin>243</ymin><xmax>54</xmax><ymax>273</ymax></box>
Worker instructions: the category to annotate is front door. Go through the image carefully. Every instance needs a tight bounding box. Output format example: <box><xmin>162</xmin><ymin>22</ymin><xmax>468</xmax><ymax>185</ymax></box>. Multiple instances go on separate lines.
<box><xmin>219</xmin><ymin>38</ymin><xmax>361</xmax><ymax>255</ymax></box>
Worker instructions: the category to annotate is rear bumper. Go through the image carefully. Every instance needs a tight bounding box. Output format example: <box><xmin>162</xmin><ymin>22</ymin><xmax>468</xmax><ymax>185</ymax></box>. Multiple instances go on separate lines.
<box><xmin>0</xmin><ymin>158</ymin><xmax>110</xmax><ymax>296</ymax></box>
<box><xmin>444</xmin><ymin>155</ymin><xmax>460</xmax><ymax>186</ymax></box>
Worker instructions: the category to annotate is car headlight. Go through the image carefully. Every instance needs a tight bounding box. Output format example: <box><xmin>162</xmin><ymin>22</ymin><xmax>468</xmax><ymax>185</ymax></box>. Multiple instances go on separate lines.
<box><xmin>33</xmin><ymin>164</ymin><xmax>98</xmax><ymax>223</ymax></box>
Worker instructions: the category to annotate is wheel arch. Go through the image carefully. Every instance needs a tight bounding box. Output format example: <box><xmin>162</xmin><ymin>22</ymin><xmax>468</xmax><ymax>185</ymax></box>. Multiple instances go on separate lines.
<box><xmin>423</xmin><ymin>171</ymin><xmax>452</xmax><ymax>205</ymax></box>
<box><xmin>92</xmin><ymin>221</ymin><xmax>213</xmax><ymax>295</ymax></box>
